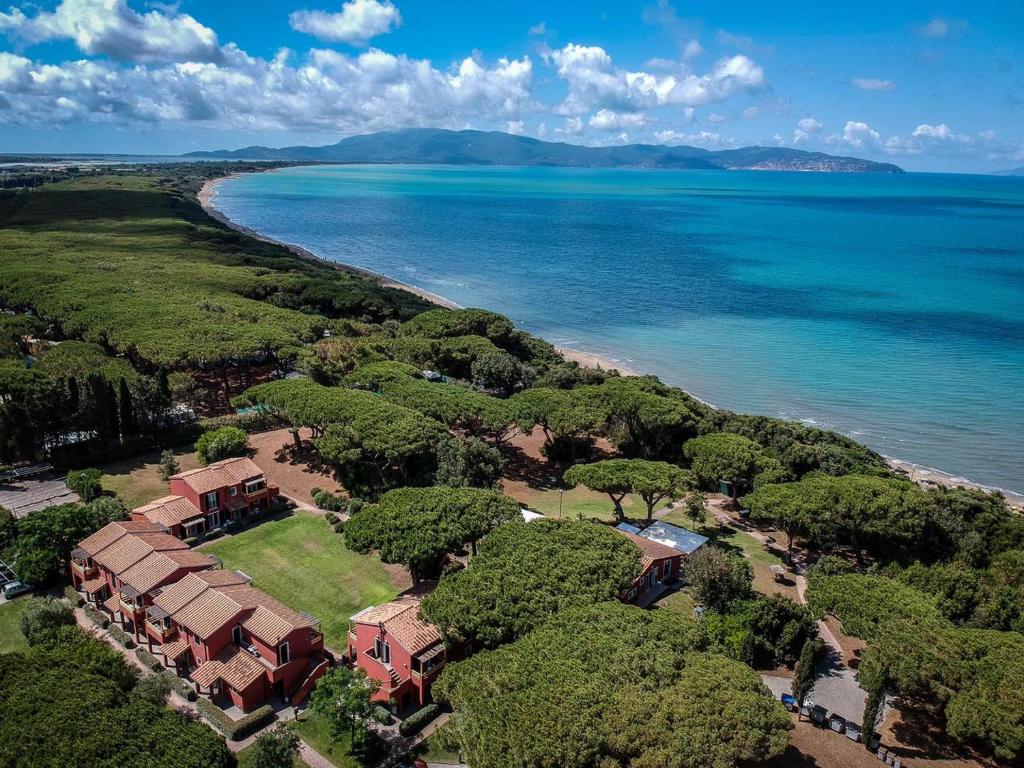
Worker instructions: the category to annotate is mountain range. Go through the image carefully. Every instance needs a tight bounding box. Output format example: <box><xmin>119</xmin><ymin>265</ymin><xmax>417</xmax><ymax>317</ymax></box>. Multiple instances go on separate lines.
<box><xmin>184</xmin><ymin>128</ymin><xmax>904</xmax><ymax>173</ymax></box>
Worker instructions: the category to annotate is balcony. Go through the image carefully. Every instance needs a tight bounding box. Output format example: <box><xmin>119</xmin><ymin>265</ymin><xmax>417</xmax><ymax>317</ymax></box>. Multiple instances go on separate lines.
<box><xmin>71</xmin><ymin>559</ymin><xmax>97</xmax><ymax>579</ymax></box>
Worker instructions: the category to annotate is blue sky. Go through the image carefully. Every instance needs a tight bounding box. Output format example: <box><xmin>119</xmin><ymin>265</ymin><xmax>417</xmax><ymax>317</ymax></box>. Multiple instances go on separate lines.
<box><xmin>0</xmin><ymin>0</ymin><xmax>1021</xmax><ymax>172</ymax></box>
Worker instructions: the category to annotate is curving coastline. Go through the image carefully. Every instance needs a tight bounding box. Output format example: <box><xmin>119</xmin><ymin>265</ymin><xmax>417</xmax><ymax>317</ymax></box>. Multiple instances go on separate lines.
<box><xmin>198</xmin><ymin>172</ymin><xmax>1023</xmax><ymax>509</ymax></box>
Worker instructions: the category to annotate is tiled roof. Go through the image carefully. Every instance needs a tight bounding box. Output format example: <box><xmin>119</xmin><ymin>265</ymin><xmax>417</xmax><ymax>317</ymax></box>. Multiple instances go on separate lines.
<box><xmin>159</xmin><ymin>639</ymin><xmax>190</xmax><ymax>660</ymax></box>
<box><xmin>173</xmin><ymin>588</ymin><xmax>245</xmax><ymax>640</ymax></box>
<box><xmin>77</xmin><ymin>520</ymin><xmax>164</xmax><ymax>557</ymax></box>
<box><xmin>615</xmin><ymin>528</ymin><xmax>681</xmax><ymax>572</ymax></box>
<box><xmin>133</xmin><ymin>495</ymin><xmax>204</xmax><ymax>528</ymax></box>
<box><xmin>91</xmin><ymin>529</ymin><xmax>189</xmax><ymax>576</ymax></box>
<box><xmin>118</xmin><ymin>549</ymin><xmax>216</xmax><ymax>595</ymax></box>
<box><xmin>353</xmin><ymin>599</ymin><xmax>441</xmax><ymax>655</ymax></box>
<box><xmin>220</xmin><ymin>584</ymin><xmax>316</xmax><ymax>645</ymax></box>
<box><xmin>191</xmin><ymin>647</ymin><xmax>265</xmax><ymax>691</ymax></box>
<box><xmin>102</xmin><ymin>595</ymin><xmax>121</xmax><ymax>613</ymax></box>
<box><xmin>170</xmin><ymin>456</ymin><xmax>264</xmax><ymax>495</ymax></box>
<box><xmin>81</xmin><ymin>576</ymin><xmax>106</xmax><ymax>594</ymax></box>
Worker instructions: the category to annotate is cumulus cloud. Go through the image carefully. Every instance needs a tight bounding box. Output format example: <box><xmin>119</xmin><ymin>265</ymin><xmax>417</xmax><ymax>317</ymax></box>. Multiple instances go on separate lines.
<box><xmin>838</xmin><ymin>120</ymin><xmax>881</xmax><ymax>149</ymax></box>
<box><xmin>549</xmin><ymin>43</ymin><xmax>765</xmax><ymax>115</ymax></box>
<box><xmin>852</xmin><ymin>77</ymin><xmax>896</xmax><ymax>91</ymax></box>
<box><xmin>793</xmin><ymin>116</ymin><xmax>822</xmax><ymax>143</ymax></box>
<box><xmin>821</xmin><ymin>120</ymin><xmax>1022</xmax><ymax>161</ymax></box>
<box><xmin>919</xmin><ymin>18</ymin><xmax>949</xmax><ymax>38</ymax></box>
<box><xmin>588</xmin><ymin>108</ymin><xmax>647</xmax><ymax>131</ymax></box>
<box><xmin>683</xmin><ymin>39</ymin><xmax>703</xmax><ymax>60</ymax></box>
<box><xmin>0</xmin><ymin>0</ymin><xmax>222</xmax><ymax>63</ymax></box>
<box><xmin>528</xmin><ymin>21</ymin><xmax>546</xmax><ymax>36</ymax></box>
<box><xmin>506</xmin><ymin>119</ymin><xmax>526</xmax><ymax>135</ymax></box>
<box><xmin>290</xmin><ymin>0</ymin><xmax>401</xmax><ymax>46</ymax></box>
<box><xmin>654</xmin><ymin>128</ymin><xmax>730</xmax><ymax>147</ymax></box>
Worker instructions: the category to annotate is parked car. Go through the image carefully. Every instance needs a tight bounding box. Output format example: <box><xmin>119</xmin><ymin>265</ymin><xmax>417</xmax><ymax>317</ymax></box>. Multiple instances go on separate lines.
<box><xmin>829</xmin><ymin>714</ymin><xmax>847</xmax><ymax>733</ymax></box>
<box><xmin>780</xmin><ymin>693</ymin><xmax>797</xmax><ymax>711</ymax></box>
<box><xmin>2</xmin><ymin>580</ymin><xmax>32</xmax><ymax>599</ymax></box>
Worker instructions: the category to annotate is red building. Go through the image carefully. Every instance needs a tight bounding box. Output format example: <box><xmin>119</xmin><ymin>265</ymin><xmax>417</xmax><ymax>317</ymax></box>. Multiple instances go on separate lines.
<box><xmin>149</xmin><ymin>571</ymin><xmax>328</xmax><ymax>712</ymax></box>
<box><xmin>71</xmin><ymin>520</ymin><xmax>216</xmax><ymax>639</ymax></box>
<box><xmin>130</xmin><ymin>495</ymin><xmax>207</xmax><ymax>539</ymax></box>
<box><xmin>348</xmin><ymin>598</ymin><xmax>446</xmax><ymax>712</ymax></box>
<box><xmin>165</xmin><ymin>457</ymin><xmax>280</xmax><ymax>538</ymax></box>
<box><xmin>615</xmin><ymin>527</ymin><xmax>682</xmax><ymax>604</ymax></box>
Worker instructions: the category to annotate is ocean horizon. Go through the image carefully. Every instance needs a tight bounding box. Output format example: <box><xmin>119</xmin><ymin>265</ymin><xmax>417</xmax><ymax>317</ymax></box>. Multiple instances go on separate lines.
<box><xmin>212</xmin><ymin>164</ymin><xmax>1024</xmax><ymax>496</ymax></box>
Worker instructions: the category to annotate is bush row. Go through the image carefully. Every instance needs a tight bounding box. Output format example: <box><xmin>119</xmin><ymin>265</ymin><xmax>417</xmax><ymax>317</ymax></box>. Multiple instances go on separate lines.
<box><xmin>108</xmin><ymin>624</ymin><xmax>136</xmax><ymax>649</ymax></box>
<box><xmin>196</xmin><ymin>699</ymin><xmax>275</xmax><ymax>740</ymax></box>
<box><xmin>64</xmin><ymin>585</ymin><xmax>83</xmax><ymax>607</ymax></box>
<box><xmin>166</xmin><ymin>673</ymin><xmax>198</xmax><ymax>702</ymax></box>
<box><xmin>83</xmin><ymin>603</ymin><xmax>109</xmax><ymax>629</ymax></box>
<box><xmin>135</xmin><ymin>647</ymin><xmax>163</xmax><ymax>672</ymax></box>
<box><xmin>399</xmin><ymin>703</ymin><xmax>440</xmax><ymax>737</ymax></box>
<box><xmin>199</xmin><ymin>411</ymin><xmax>277</xmax><ymax>434</ymax></box>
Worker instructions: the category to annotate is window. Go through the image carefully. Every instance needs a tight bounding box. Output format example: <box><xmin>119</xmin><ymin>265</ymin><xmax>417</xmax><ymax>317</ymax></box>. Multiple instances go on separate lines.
<box><xmin>381</xmin><ymin>642</ymin><xmax>391</xmax><ymax>664</ymax></box>
<box><xmin>278</xmin><ymin>641</ymin><xmax>290</xmax><ymax>664</ymax></box>
<box><xmin>244</xmin><ymin>479</ymin><xmax>266</xmax><ymax>495</ymax></box>
<box><xmin>227</xmin><ymin>487</ymin><xmax>238</xmax><ymax>497</ymax></box>
<box><xmin>204</xmin><ymin>491</ymin><xmax>219</xmax><ymax>510</ymax></box>
<box><xmin>232</xmin><ymin>625</ymin><xmax>243</xmax><ymax>646</ymax></box>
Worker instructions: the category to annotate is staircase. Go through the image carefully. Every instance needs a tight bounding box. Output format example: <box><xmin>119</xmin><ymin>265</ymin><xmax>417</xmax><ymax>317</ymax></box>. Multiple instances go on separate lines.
<box><xmin>290</xmin><ymin>659</ymin><xmax>329</xmax><ymax>707</ymax></box>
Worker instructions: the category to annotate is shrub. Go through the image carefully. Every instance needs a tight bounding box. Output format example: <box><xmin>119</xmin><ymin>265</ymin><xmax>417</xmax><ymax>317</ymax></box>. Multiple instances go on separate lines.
<box><xmin>183</xmin><ymin>536</ymin><xmax>199</xmax><ymax>547</ymax></box>
<box><xmin>310</xmin><ymin>487</ymin><xmax>323</xmax><ymax>500</ymax></box>
<box><xmin>84</xmin><ymin>604</ymin><xmax>109</xmax><ymax>629</ymax></box>
<box><xmin>197</xmin><ymin>699</ymin><xmax>275</xmax><ymax>740</ymax></box>
<box><xmin>333</xmin><ymin>521</ymin><xmax>345</xmax><ymax>534</ymax></box>
<box><xmin>158</xmin><ymin>449</ymin><xmax>180</xmax><ymax>481</ymax></box>
<box><xmin>200</xmin><ymin>411</ymin><xmax>277</xmax><ymax>434</ymax></box>
<box><xmin>19</xmin><ymin>596</ymin><xmax>75</xmax><ymax>645</ymax></box>
<box><xmin>374</xmin><ymin>705</ymin><xmax>392</xmax><ymax>725</ymax></box>
<box><xmin>204</xmin><ymin>527</ymin><xmax>224</xmax><ymax>541</ymax></box>
<box><xmin>324</xmin><ymin>512</ymin><xmax>339</xmax><ymax>525</ymax></box>
<box><xmin>313</xmin><ymin>490</ymin><xmax>347</xmax><ymax>513</ymax></box>
<box><xmin>64</xmin><ymin>584</ymin><xmax>84</xmax><ymax>607</ymax></box>
<box><xmin>108</xmin><ymin>624</ymin><xmax>136</xmax><ymax>649</ymax></box>
<box><xmin>398</xmin><ymin>703</ymin><xmax>440</xmax><ymax>736</ymax></box>
<box><xmin>348</xmin><ymin>498</ymin><xmax>365</xmax><ymax>515</ymax></box>
<box><xmin>195</xmin><ymin>426</ymin><xmax>248</xmax><ymax>466</ymax></box>
<box><xmin>134</xmin><ymin>673</ymin><xmax>173</xmax><ymax>706</ymax></box>
<box><xmin>248</xmin><ymin>725</ymin><xmax>301</xmax><ymax>768</ymax></box>
<box><xmin>167</xmin><ymin>673</ymin><xmax>198</xmax><ymax>702</ymax></box>
<box><xmin>66</xmin><ymin>468</ymin><xmax>103</xmax><ymax>502</ymax></box>
<box><xmin>136</xmin><ymin>647</ymin><xmax>163</xmax><ymax>672</ymax></box>
<box><xmin>225</xmin><ymin>520</ymin><xmax>242</xmax><ymax>534</ymax></box>
<box><xmin>793</xmin><ymin>637</ymin><xmax>825</xmax><ymax>705</ymax></box>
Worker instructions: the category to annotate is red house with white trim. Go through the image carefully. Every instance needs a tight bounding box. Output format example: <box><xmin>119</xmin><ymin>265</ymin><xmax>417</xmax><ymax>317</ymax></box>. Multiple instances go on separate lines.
<box><xmin>615</xmin><ymin>528</ymin><xmax>682</xmax><ymax>604</ymax></box>
<box><xmin>348</xmin><ymin>598</ymin><xmax>446</xmax><ymax>712</ymax></box>
<box><xmin>71</xmin><ymin>520</ymin><xmax>216</xmax><ymax>639</ymax></box>
<box><xmin>148</xmin><ymin>571</ymin><xmax>328</xmax><ymax>712</ymax></box>
<box><xmin>161</xmin><ymin>457</ymin><xmax>280</xmax><ymax>539</ymax></box>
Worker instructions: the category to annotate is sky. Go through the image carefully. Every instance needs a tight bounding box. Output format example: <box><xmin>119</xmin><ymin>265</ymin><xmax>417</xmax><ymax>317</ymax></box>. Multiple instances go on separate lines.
<box><xmin>0</xmin><ymin>0</ymin><xmax>1022</xmax><ymax>172</ymax></box>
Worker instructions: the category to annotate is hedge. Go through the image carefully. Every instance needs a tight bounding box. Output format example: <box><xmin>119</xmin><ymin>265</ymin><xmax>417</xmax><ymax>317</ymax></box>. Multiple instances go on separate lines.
<box><xmin>108</xmin><ymin>624</ymin><xmax>136</xmax><ymax>649</ymax></box>
<box><xmin>136</xmin><ymin>647</ymin><xmax>163</xmax><ymax>672</ymax></box>
<box><xmin>333</xmin><ymin>521</ymin><xmax>345</xmax><ymax>534</ymax></box>
<box><xmin>64</xmin><ymin>585</ymin><xmax>83</xmax><ymax>607</ymax></box>
<box><xmin>199</xmin><ymin>411</ymin><xmax>277</xmax><ymax>434</ymax></box>
<box><xmin>324</xmin><ymin>512</ymin><xmax>339</xmax><ymax>525</ymax></box>
<box><xmin>398</xmin><ymin>703</ymin><xmax>440</xmax><ymax>737</ymax></box>
<box><xmin>196</xmin><ymin>699</ymin><xmax>275</xmax><ymax>740</ymax></box>
<box><xmin>167</xmin><ymin>673</ymin><xmax>198</xmax><ymax>702</ymax></box>
<box><xmin>83</xmin><ymin>604</ymin><xmax>109</xmax><ymax>629</ymax></box>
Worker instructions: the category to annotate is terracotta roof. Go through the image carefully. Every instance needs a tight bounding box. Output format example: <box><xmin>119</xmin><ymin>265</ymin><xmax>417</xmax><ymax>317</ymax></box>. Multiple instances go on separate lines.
<box><xmin>191</xmin><ymin>647</ymin><xmax>265</xmax><ymax>691</ymax></box>
<box><xmin>81</xmin><ymin>576</ymin><xmax>106</xmax><ymax>594</ymax></box>
<box><xmin>77</xmin><ymin>520</ymin><xmax>164</xmax><ymax>557</ymax></box>
<box><xmin>616</xmin><ymin>529</ymin><xmax>681</xmax><ymax>572</ymax></box>
<box><xmin>91</xmin><ymin>529</ymin><xmax>189</xmax><ymax>576</ymax></box>
<box><xmin>133</xmin><ymin>495</ymin><xmax>204</xmax><ymax>528</ymax></box>
<box><xmin>170</xmin><ymin>456</ymin><xmax>265</xmax><ymax>495</ymax></box>
<box><xmin>220</xmin><ymin>584</ymin><xmax>316</xmax><ymax>645</ymax></box>
<box><xmin>160</xmin><ymin>639</ymin><xmax>190</xmax><ymax>660</ymax></box>
<box><xmin>354</xmin><ymin>599</ymin><xmax>441</xmax><ymax>655</ymax></box>
<box><xmin>102</xmin><ymin>595</ymin><xmax>121</xmax><ymax>613</ymax></box>
<box><xmin>152</xmin><ymin>571</ymin><xmax>307</xmax><ymax>643</ymax></box>
<box><xmin>118</xmin><ymin>549</ymin><xmax>216</xmax><ymax>595</ymax></box>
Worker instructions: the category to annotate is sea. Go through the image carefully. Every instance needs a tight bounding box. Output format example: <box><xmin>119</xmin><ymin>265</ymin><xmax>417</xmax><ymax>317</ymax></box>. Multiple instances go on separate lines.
<box><xmin>212</xmin><ymin>164</ymin><xmax>1024</xmax><ymax>495</ymax></box>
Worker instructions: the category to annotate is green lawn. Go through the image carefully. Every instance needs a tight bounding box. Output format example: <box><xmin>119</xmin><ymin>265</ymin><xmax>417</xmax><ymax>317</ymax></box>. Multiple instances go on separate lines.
<box><xmin>290</xmin><ymin>712</ymin><xmax>367</xmax><ymax>768</ymax></box>
<box><xmin>515</xmin><ymin>486</ymin><xmax>669</xmax><ymax>523</ymax></box>
<box><xmin>204</xmin><ymin>513</ymin><xmax>398</xmax><ymax>651</ymax></box>
<box><xmin>0</xmin><ymin>598</ymin><xmax>30</xmax><ymax>654</ymax></box>
<box><xmin>236</xmin><ymin>740</ymin><xmax>310</xmax><ymax>768</ymax></box>
<box><xmin>413</xmin><ymin>733</ymin><xmax>463</xmax><ymax>765</ymax></box>
<box><xmin>100</xmin><ymin>446</ymin><xmax>201</xmax><ymax>509</ymax></box>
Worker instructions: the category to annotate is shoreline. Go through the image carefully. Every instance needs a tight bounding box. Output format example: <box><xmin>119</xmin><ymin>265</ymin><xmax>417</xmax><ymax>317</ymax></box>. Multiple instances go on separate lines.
<box><xmin>198</xmin><ymin>172</ymin><xmax>1023</xmax><ymax>510</ymax></box>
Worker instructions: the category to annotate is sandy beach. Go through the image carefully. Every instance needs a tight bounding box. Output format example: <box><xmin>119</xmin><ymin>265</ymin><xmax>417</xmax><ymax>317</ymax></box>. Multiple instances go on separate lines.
<box><xmin>199</xmin><ymin>173</ymin><xmax>1023</xmax><ymax>511</ymax></box>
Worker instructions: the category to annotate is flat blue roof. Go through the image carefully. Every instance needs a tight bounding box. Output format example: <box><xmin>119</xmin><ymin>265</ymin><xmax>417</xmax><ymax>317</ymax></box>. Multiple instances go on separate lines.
<box><xmin>636</xmin><ymin>520</ymin><xmax>708</xmax><ymax>555</ymax></box>
<box><xmin>616</xmin><ymin>522</ymin><xmax>642</xmax><ymax>535</ymax></box>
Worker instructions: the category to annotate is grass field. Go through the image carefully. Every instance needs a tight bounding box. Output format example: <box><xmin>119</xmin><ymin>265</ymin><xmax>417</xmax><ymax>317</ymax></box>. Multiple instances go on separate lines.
<box><xmin>291</xmin><ymin>712</ymin><xmax>366</xmax><ymax>768</ymax></box>
<box><xmin>204</xmin><ymin>513</ymin><xmax>398</xmax><ymax>651</ymax></box>
<box><xmin>660</xmin><ymin>507</ymin><xmax>784</xmax><ymax>567</ymax></box>
<box><xmin>101</xmin><ymin>446</ymin><xmax>201</xmax><ymax>509</ymax></box>
<box><xmin>0</xmin><ymin>598</ymin><xmax>29</xmax><ymax>654</ymax></box>
<box><xmin>511</xmin><ymin>485</ymin><xmax>669</xmax><ymax>523</ymax></box>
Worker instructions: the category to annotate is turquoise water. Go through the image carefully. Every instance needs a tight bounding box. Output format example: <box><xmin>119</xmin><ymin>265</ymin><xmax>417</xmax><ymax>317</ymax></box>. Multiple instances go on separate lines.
<box><xmin>214</xmin><ymin>165</ymin><xmax>1024</xmax><ymax>494</ymax></box>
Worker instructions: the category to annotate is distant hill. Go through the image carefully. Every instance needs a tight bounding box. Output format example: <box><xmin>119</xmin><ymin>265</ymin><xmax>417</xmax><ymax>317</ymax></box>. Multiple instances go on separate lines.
<box><xmin>991</xmin><ymin>167</ymin><xmax>1024</xmax><ymax>177</ymax></box>
<box><xmin>184</xmin><ymin>128</ymin><xmax>904</xmax><ymax>173</ymax></box>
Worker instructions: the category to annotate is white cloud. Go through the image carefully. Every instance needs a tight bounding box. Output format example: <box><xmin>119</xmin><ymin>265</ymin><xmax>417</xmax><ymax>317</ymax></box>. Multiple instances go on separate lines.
<box><xmin>528</xmin><ymin>21</ymin><xmax>546</xmax><ymax>36</ymax></box>
<box><xmin>742</xmin><ymin>106</ymin><xmax>759</xmax><ymax>119</ymax></box>
<box><xmin>683</xmin><ymin>39</ymin><xmax>703</xmax><ymax>60</ymax></box>
<box><xmin>793</xmin><ymin>116</ymin><xmax>822</xmax><ymax>143</ymax></box>
<box><xmin>506</xmin><ymin>119</ymin><xmax>526</xmax><ymax>135</ymax></box>
<box><xmin>708</xmin><ymin>112</ymin><xmax>726</xmax><ymax>124</ymax></box>
<box><xmin>852</xmin><ymin>77</ymin><xmax>896</xmax><ymax>91</ymax></box>
<box><xmin>838</xmin><ymin>120</ymin><xmax>881</xmax><ymax>149</ymax></box>
<box><xmin>588</xmin><ymin>108</ymin><xmax>647</xmax><ymax>131</ymax></box>
<box><xmin>549</xmin><ymin>43</ymin><xmax>765</xmax><ymax>115</ymax></box>
<box><xmin>556</xmin><ymin>116</ymin><xmax>584</xmax><ymax>136</ymax></box>
<box><xmin>0</xmin><ymin>0</ymin><xmax>222</xmax><ymax>63</ymax></box>
<box><xmin>920</xmin><ymin>18</ymin><xmax>949</xmax><ymax>38</ymax></box>
<box><xmin>290</xmin><ymin>0</ymin><xmax>401</xmax><ymax>46</ymax></box>
<box><xmin>654</xmin><ymin>128</ymin><xmax>729</xmax><ymax>147</ymax></box>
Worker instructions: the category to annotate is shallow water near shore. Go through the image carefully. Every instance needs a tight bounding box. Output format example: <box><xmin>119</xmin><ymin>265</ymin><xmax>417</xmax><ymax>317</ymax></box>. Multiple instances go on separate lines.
<box><xmin>213</xmin><ymin>165</ymin><xmax>1024</xmax><ymax>494</ymax></box>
